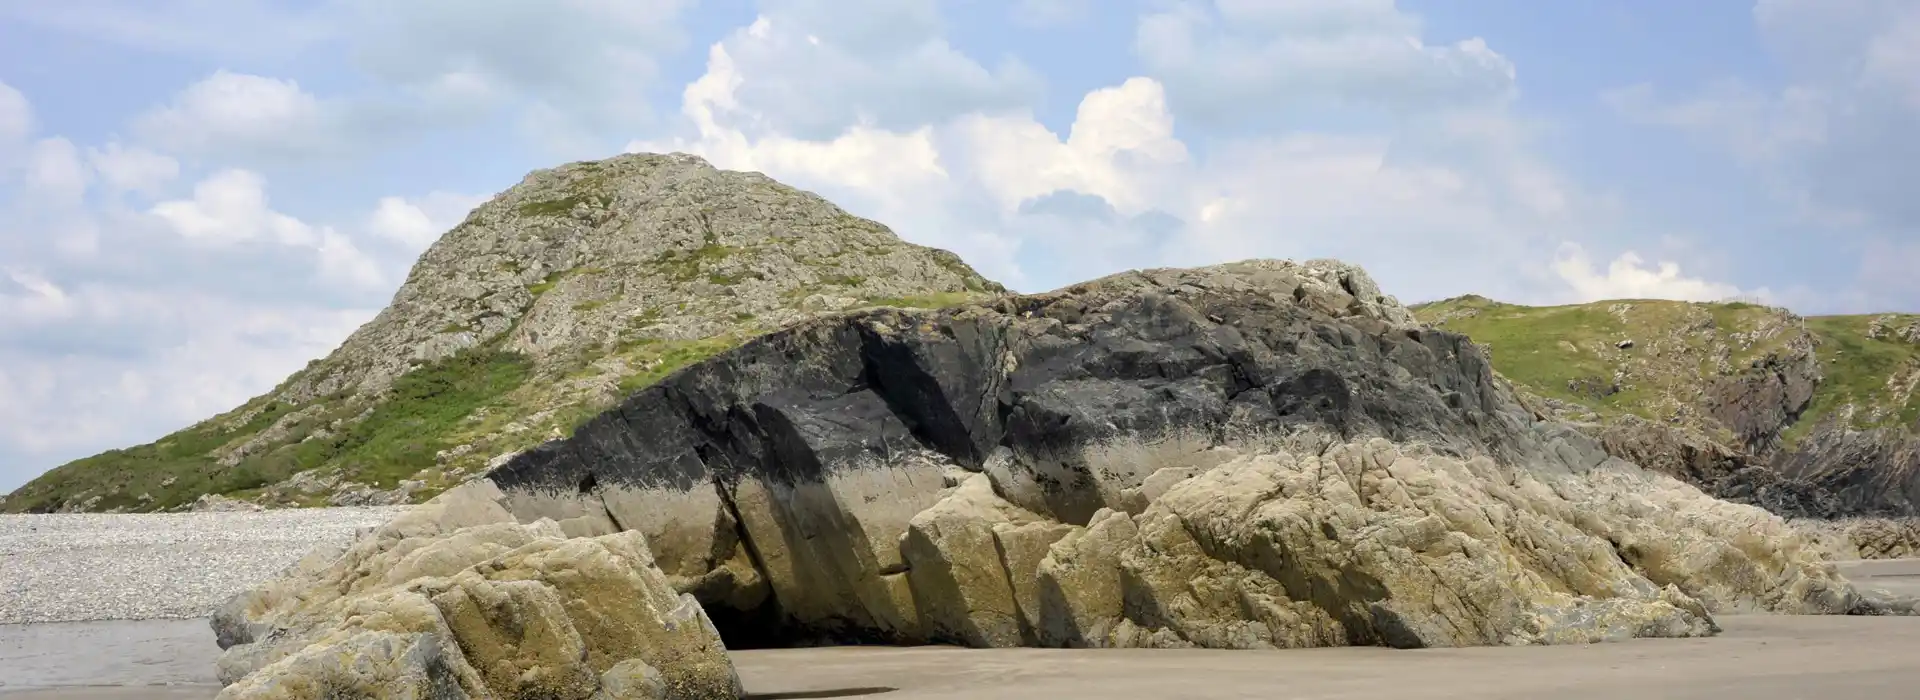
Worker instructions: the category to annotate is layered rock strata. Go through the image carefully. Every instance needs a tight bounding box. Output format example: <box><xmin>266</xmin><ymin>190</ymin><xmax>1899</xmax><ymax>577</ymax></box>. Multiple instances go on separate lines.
<box><xmin>482</xmin><ymin>260</ymin><xmax>1880</xmax><ymax>649</ymax></box>
<box><xmin>213</xmin><ymin>259</ymin><xmax>1908</xmax><ymax>698</ymax></box>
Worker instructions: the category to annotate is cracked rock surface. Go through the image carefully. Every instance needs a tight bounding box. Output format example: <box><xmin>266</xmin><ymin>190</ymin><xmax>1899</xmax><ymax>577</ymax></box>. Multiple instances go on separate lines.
<box><xmin>215</xmin><ymin>258</ymin><xmax>1907</xmax><ymax>699</ymax></box>
<box><xmin>212</xmin><ymin>482</ymin><xmax>741</xmax><ymax>700</ymax></box>
<box><xmin>481</xmin><ymin>259</ymin><xmax>1887</xmax><ymax>649</ymax></box>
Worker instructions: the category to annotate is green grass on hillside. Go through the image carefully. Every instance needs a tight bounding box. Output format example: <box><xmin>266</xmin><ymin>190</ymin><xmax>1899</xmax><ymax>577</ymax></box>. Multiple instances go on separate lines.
<box><xmin>614</xmin><ymin>337</ymin><xmax>742</xmax><ymax>395</ymax></box>
<box><xmin>2</xmin><ymin>400</ymin><xmax>295</xmax><ymax>513</ymax></box>
<box><xmin>1416</xmin><ymin>297</ymin><xmax>1635</xmax><ymax>409</ymax></box>
<box><xmin>1415</xmin><ymin>297</ymin><xmax>1920</xmax><ymax>448</ymax></box>
<box><xmin>256</xmin><ymin>347</ymin><xmax>533</xmax><ymax>488</ymax></box>
<box><xmin>2</xmin><ymin>344</ymin><xmax>534</xmax><ymax>513</ymax></box>
<box><xmin>1785</xmin><ymin>315</ymin><xmax>1920</xmax><ymax>443</ymax></box>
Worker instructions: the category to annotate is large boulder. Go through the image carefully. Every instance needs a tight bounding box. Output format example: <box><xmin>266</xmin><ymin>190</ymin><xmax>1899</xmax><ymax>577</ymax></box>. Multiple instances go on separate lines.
<box><xmin>215</xmin><ymin>258</ymin><xmax>1913</xmax><ymax>697</ymax></box>
<box><xmin>477</xmin><ymin>259</ymin><xmax>1905</xmax><ymax>650</ymax></box>
<box><xmin>212</xmin><ymin>482</ymin><xmax>741</xmax><ymax>699</ymax></box>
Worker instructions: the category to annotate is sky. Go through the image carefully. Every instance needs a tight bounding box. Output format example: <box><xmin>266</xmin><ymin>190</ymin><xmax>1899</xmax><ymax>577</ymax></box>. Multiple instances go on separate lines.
<box><xmin>1</xmin><ymin>0</ymin><xmax>1917</xmax><ymax>491</ymax></box>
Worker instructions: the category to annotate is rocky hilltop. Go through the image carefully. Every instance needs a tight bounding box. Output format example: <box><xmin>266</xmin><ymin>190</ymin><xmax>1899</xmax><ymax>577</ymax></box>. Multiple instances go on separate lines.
<box><xmin>211</xmin><ymin>259</ymin><xmax>1906</xmax><ymax>699</ymax></box>
<box><xmin>1413</xmin><ymin>297</ymin><xmax>1920</xmax><ymax>524</ymax></box>
<box><xmin>3</xmin><ymin>153</ymin><xmax>1002</xmax><ymax>515</ymax></box>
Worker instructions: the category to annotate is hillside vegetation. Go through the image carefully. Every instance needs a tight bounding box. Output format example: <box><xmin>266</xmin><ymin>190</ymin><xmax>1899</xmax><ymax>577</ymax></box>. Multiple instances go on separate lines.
<box><xmin>1414</xmin><ymin>295</ymin><xmax>1920</xmax><ymax>450</ymax></box>
<box><xmin>2</xmin><ymin>153</ymin><xmax>1004</xmax><ymax>514</ymax></box>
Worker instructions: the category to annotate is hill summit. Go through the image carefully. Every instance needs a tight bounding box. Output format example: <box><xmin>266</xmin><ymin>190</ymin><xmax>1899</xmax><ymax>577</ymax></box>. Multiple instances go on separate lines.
<box><xmin>4</xmin><ymin>153</ymin><xmax>1002</xmax><ymax>514</ymax></box>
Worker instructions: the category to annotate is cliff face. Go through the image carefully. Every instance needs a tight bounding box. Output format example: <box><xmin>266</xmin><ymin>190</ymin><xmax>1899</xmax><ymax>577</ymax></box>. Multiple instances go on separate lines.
<box><xmin>3</xmin><ymin>153</ymin><xmax>1002</xmax><ymax>515</ymax></box>
<box><xmin>1415</xmin><ymin>297</ymin><xmax>1920</xmax><ymax>520</ymax></box>
<box><xmin>468</xmin><ymin>260</ymin><xmax>1875</xmax><ymax>651</ymax></box>
<box><xmin>209</xmin><ymin>257</ymin><xmax>1902</xmax><ymax>697</ymax></box>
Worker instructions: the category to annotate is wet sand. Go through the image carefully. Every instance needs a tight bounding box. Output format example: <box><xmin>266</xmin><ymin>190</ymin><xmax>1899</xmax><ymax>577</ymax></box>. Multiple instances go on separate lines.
<box><xmin>5</xmin><ymin>560</ymin><xmax>1919</xmax><ymax>699</ymax></box>
<box><xmin>6</xmin><ymin>615</ymin><xmax>1920</xmax><ymax>699</ymax></box>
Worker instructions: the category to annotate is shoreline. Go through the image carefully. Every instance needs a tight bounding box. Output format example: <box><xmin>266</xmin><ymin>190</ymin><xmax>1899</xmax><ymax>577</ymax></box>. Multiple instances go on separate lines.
<box><xmin>6</xmin><ymin>614</ymin><xmax>1920</xmax><ymax>699</ymax></box>
<box><xmin>0</xmin><ymin>507</ymin><xmax>405</xmax><ymax>625</ymax></box>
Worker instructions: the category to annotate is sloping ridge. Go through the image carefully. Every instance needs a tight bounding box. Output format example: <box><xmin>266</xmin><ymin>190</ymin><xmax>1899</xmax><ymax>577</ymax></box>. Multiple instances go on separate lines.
<box><xmin>4</xmin><ymin>152</ymin><xmax>1002</xmax><ymax>514</ymax></box>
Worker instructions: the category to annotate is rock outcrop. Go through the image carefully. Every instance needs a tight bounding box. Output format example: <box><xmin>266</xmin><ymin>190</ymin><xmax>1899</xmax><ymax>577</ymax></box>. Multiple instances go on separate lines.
<box><xmin>212</xmin><ymin>481</ymin><xmax>741</xmax><ymax>699</ymax></box>
<box><xmin>214</xmin><ymin>258</ymin><xmax>1915</xmax><ymax>697</ymax></box>
<box><xmin>1415</xmin><ymin>298</ymin><xmax>1920</xmax><ymax>530</ymax></box>
<box><xmin>5</xmin><ymin>152</ymin><xmax>1002</xmax><ymax>515</ymax></box>
<box><xmin>467</xmin><ymin>260</ymin><xmax>1883</xmax><ymax>651</ymax></box>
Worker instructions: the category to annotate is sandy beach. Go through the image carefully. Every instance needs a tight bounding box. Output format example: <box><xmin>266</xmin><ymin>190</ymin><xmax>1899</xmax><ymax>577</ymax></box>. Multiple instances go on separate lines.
<box><xmin>5</xmin><ymin>510</ymin><xmax>1917</xmax><ymax>700</ymax></box>
<box><xmin>5</xmin><ymin>613</ymin><xmax>1920</xmax><ymax>699</ymax></box>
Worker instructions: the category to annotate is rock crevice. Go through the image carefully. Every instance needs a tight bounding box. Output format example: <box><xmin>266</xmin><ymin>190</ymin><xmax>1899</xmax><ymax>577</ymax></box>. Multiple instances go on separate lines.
<box><xmin>212</xmin><ymin>259</ymin><xmax>1911</xmax><ymax>699</ymax></box>
<box><xmin>476</xmin><ymin>260</ymin><xmax>1882</xmax><ymax>651</ymax></box>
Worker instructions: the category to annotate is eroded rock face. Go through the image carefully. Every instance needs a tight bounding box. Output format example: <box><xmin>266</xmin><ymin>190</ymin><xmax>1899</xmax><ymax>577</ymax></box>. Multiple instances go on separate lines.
<box><xmin>1770</xmin><ymin>424</ymin><xmax>1920</xmax><ymax>518</ymax></box>
<box><xmin>476</xmin><ymin>259</ymin><xmax>1894</xmax><ymax>650</ymax></box>
<box><xmin>212</xmin><ymin>482</ymin><xmax>741</xmax><ymax>699</ymax></box>
<box><xmin>1797</xmin><ymin>517</ymin><xmax>1920</xmax><ymax>561</ymax></box>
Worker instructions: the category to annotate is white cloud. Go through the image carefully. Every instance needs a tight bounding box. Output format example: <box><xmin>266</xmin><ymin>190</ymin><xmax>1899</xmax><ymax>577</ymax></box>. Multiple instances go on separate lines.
<box><xmin>150</xmin><ymin>169</ymin><xmax>386</xmax><ymax>289</ymax></box>
<box><xmin>0</xmin><ymin>80</ymin><xmax>30</xmax><ymax>153</ymax></box>
<box><xmin>342</xmin><ymin>0</ymin><xmax>694</xmax><ymax>150</ymax></box>
<box><xmin>950</xmin><ymin>77</ymin><xmax>1190</xmax><ymax>215</ymax></box>
<box><xmin>131</xmin><ymin>71</ymin><xmax>340</xmax><ymax>159</ymax></box>
<box><xmin>1135</xmin><ymin>0</ymin><xmax>1517</xmax><ymax>123</ymax></box>
<box><xmin>702</xmin><ymin>2</ymin><xmax>1044</xmax><ymax>139</ymax></box>
<box><xmin>368</xmin><ymin>192</ymin><xmax>487</xmax><ymax>250</ymax></box>
<box><xmin>638</xmin><ymin>31</ymin><xmax>1612</xmax><ymax>304</ymax></box>
<box><xmin>1547</xmin><ymin>243</ymin><xmax>1759</xmax><ymax>303</ymax></box>
<box><xmin>85</xmin><ymin>143</ymin><xmax>179</xmax><ymax>195</ymax></box>
<box><xmin>0</xmin><ymin>293</ymin><xmax>375</xmax><ymax>488</ymax></box>
<box><xmin>151</xmin><ymin>170</ymin><xmax>312</xmax><ymax>245</ymax></box>
<box><xmin>25</xmin><ymin>138</ymin><xmax>90</xmax><ymax>207</ymax></box>
<box><xmin>0</xmin><ymin>269</ymin><xmax>74</xmax><ymax>324</ymax></box>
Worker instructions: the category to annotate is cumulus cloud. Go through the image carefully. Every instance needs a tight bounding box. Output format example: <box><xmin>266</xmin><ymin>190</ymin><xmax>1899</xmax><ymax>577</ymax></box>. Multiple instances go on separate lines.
<box><xmin>0</xmin><ymin>147</ymin><xmax>403</xmax><ymax>489</ymax></box>
<box><xmin>1547</xmin><ymin>244</ymin><xmax>1760</xmax><ymax>304</ymax></box>
<box><xmin>150</xmin><ymin>169</ymin><xmax>385</xmax><ymax>289</ymax></box>
<box><xmin>114</xmin><ymin>0</ymin><xmax>701</xmax><ymax>163</ymax></box>
<box><xmin>368</xmin><ymin>192</ymin><xmax>488</xmax><ymax>250</ymax></box>
<box><xmin>1135</xmin><ymin>0</ymin><xmax>1517</xmax><ymax>124</ymax></box>
<box><xmin>702</xmin><ymin>1</ymin><xmax>1044</xmax><ymax>140</ymax></box>
<box><xmin>25</xmin><ymin>138</ymin><xmax>91</xmax><ymax>207</ymax></box>
<box><xmin>131</xmin><ymin>71</ymin><xmax>345</xmax><ymax>160</ymax></box>
<box><xmin>637</xmin><ymin>29</ymin><xmax>1611</xmax><ymax>303</ymax></box>
<box><xmin>85</xmin><ymin>143</ymin><xmax>179</xmax><ymax>195</ymax></box>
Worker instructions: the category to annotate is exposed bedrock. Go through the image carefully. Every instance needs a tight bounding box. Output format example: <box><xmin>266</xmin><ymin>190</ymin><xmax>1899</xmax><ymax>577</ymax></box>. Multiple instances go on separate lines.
<box><xmin>209</xmin><ymin>481</ymin><xmax>742</xmax><ymax>699</ymax></box>
<box><xmin>481</xmin><ymin>259</ymin><xmax>1892</xmax><ymax>652</ymax></box>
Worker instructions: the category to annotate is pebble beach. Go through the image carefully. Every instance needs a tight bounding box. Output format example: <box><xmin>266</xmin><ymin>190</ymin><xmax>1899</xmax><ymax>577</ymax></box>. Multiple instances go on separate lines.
<box><xmin>0</xmin><ymin>507</ymin><xmax>405</xmax><ymax>625</ymax></box>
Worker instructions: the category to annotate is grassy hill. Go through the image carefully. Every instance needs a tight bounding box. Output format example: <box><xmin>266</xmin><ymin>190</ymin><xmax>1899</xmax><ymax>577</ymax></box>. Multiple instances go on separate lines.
<box><xmin>1413</xmin><ymin>295</ymin><xmax>1920</xmax><ymax>451</ymax></box>
<box><xmin>1</xmin><ymin>153</ymin><xmax>1004</xmax><ymax>514</ymax></box>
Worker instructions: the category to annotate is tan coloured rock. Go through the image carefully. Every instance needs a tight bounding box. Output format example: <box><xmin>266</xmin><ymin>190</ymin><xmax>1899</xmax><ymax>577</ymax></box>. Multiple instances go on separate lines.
<box><xmin>900</xmin><ymin>474</ymin><xmax>1043</xmax><ymax>646</ymax></box>
<box><xmin>212</xmin><ymin>482</ymin><xmax>742</xmax><ymax>699</ymax></box>
<box><xmin>1007</xmin><ymin>435</ymin><xmax>1856</xmax><ymax>650</ymax></box>
<box><xmin>1796</xmin><ymin>517</ymin><xmax>1920</xmax><ymax>560</ymax></box>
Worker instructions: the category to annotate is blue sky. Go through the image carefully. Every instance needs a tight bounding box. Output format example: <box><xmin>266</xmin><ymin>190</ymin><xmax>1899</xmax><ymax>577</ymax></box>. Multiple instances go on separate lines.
<box><xmin>2</xmin><ymin>0</ymin><xmax>1917</xmax><ymax>491</ymax></box>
